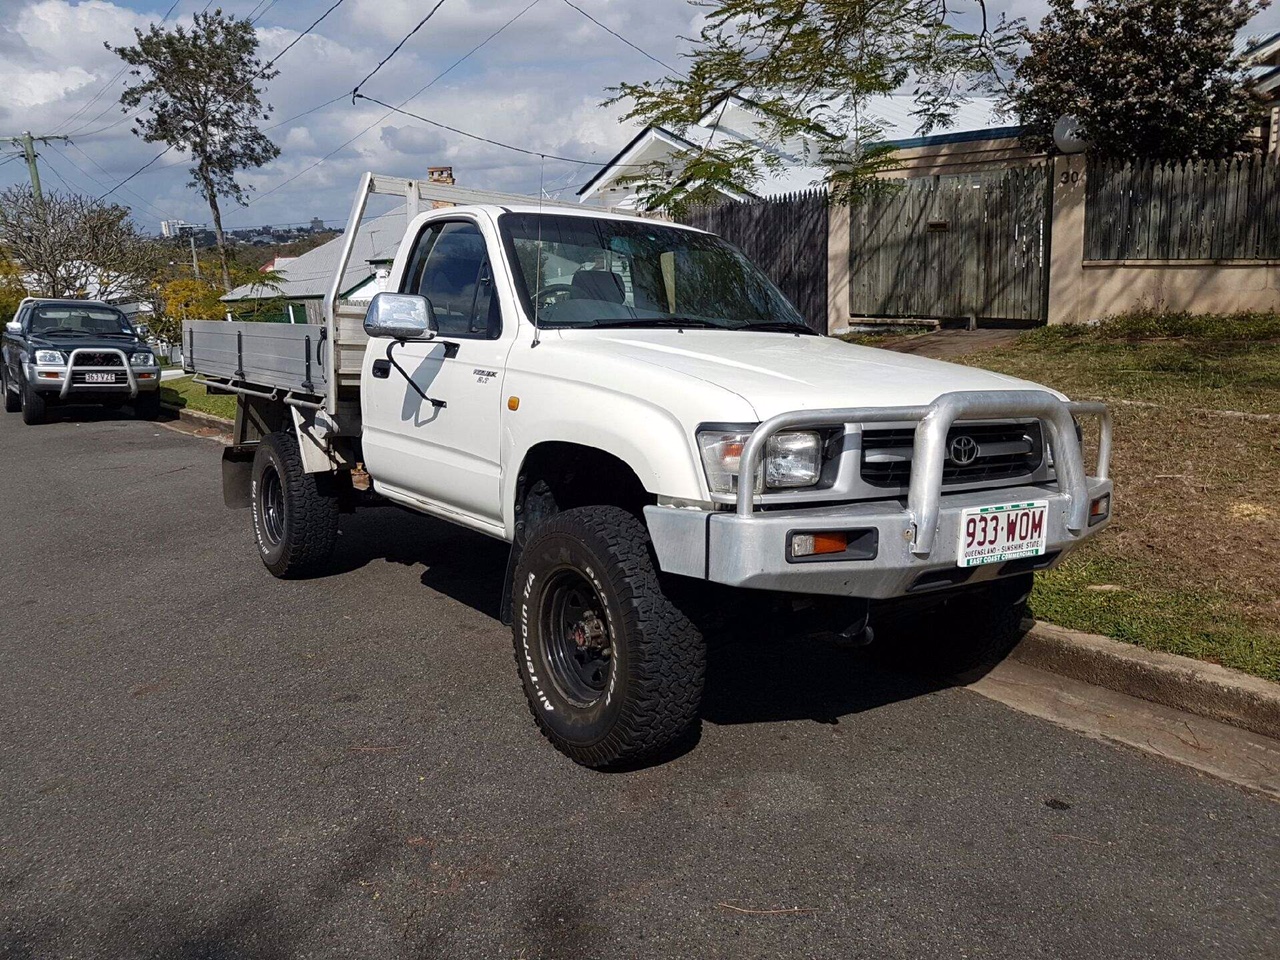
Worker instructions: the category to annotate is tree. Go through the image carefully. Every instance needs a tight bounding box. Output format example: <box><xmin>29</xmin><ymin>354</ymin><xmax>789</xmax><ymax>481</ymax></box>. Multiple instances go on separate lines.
<box><xmin>0</xmin><ymin>187</ymin><xmax>157</xmax><ymax>300</ymax></box>
<box><xmin>111</xmin><ymin>9</ymin><xmax>280</xmax><ymax>293</ymax></box>
<box><xmin>1006</xmin><ymin>0</ymin><xmax>1264</xmax><ymax>159</ymax></box>
<box><xmin>609</xmin><ymin>0</ymin><xmax>1022</xmax><ymax>211</ymax></box>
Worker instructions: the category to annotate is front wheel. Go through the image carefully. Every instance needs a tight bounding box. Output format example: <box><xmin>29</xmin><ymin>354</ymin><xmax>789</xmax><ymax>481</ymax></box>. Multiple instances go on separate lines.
<box><xmin>2</xmin><ymin>366</ymin><xmax>20</xmax><ymax>414</ymax></box>
<box><xmin>133</xmin><ymin>391</ymin><xmax>162</xmax><ymax>420</ymax></box>
<box><xmin>20</xmin><ymin>376</ymin><xmax>46</xmax><ymax>425</ymax></box>
<box><xmin>250</xmin><ymin>431</ymin><xmax>340</xmax><ymax>578</ymax></box>
<box><xmin>511</xmin><ymin>506</ymin><xmax>706</xmax><ymax>768</ymax></box>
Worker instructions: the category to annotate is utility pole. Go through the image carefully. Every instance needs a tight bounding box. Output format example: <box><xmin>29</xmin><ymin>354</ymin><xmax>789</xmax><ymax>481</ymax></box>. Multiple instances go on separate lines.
<box><xmin>0</xmin><ymin>132</ymin><xmax>70</xmax><ymax>205</ymax></box>
<box><xmin>189</xmin><ymin>234</ymin><xmax>201</xmax><ymax>279</ymax></box>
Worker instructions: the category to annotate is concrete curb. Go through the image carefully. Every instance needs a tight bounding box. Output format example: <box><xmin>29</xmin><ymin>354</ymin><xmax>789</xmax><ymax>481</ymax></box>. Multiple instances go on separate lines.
<box><xmin>162</xmin><ymin>404</ymin><xmax>233</xmax><ymax>439</ymax></box>
<box><xmin>1011</xmin><ymin>621</ymin><xmax>1280</xmax><ymax>741</ymax></box>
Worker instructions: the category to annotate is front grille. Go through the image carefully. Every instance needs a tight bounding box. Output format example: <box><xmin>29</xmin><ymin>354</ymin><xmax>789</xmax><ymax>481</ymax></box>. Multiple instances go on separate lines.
<box><xmin>861</xmin><ymin>420</ymin><xmax>1044</xmax><ymax>488</ymax></box>
<box><xmin>74</xmin><ymin>352</ymin><xmax>124</xmax><ymax>367</ymax></box>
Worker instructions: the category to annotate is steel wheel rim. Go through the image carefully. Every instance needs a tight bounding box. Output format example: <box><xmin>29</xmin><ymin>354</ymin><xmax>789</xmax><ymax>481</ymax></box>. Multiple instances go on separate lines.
<box><xmin>541</xmin><ymin>568</ymin><xmax>614</xmax><ymax>706</ymax></box>
<box><xmin>260</xmin><ymin>465</ymin><xmax>286</xmax><ymax>545</ymax></box>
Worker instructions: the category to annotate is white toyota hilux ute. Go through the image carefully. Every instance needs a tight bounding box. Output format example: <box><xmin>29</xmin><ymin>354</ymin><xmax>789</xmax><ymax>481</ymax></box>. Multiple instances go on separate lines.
<box><xmin>185</xmin><ymin>173</ymin><xmax>1113</xmax><ymax>768</ymax></box>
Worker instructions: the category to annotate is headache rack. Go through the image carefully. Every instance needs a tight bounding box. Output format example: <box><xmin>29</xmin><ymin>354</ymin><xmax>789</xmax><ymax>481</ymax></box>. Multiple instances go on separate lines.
<box><xmin>183</xmin><ymin>172</ymin><xmax>583</xmax><ymax>417</ymax></box>
<box><xmin>732</xmin><ymin>390</ymin><xmax>1111</xmax><ymax>557</ymax></box>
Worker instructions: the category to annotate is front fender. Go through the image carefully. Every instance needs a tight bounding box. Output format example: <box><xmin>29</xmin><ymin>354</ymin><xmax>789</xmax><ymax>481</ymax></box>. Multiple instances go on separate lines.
<box><xmin>499</xmin><ymin>378</ymin><xmax>724</xmax><ymax>539</ymax></box>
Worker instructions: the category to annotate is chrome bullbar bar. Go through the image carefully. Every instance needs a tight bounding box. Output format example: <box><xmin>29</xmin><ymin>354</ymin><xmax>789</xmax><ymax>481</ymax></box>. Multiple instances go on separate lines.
<box><xmin>735</xmin><ymin>390</ymin><xmax>1112</xmax><ymax>557</ymax></box>
<box><xmin>59</xmin><ymin>347</ymin><xmax>139</xmax><ymax>399</ymax></box>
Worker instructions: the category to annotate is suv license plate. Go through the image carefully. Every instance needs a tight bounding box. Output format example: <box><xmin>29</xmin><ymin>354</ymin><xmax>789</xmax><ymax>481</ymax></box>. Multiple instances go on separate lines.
<box><xmin>957</xmin><ymin>501</ymin><xmax>1048</xmax><ymax>568</ymax></box>
<box><xmin>85</xmin><ymin>372</ymin><xmax>117</xmax><ymax>383</ymax></box>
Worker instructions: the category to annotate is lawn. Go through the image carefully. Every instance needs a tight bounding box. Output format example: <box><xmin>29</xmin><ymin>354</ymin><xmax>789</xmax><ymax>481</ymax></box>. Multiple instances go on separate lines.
<box><xmin>950</xmin><ymin>311</ymin><xmax>1280</xmax><ymax>681</ymax></box>
<box><xmin>160</xmin><ymin>375</ymin><xmax>238</xmax><ymax>421</ymax></box>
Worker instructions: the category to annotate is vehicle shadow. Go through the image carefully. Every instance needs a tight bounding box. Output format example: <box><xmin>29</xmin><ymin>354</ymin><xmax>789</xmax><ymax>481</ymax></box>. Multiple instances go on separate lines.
<box><xmin>333</xmin><ymin>507</ymin><xmax>960</xmax><ymax>731</ymax></box>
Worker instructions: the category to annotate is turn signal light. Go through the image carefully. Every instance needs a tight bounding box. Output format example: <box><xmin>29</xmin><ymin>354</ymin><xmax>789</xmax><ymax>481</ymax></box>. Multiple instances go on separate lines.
<box><xmin>1089</xmin><ymin>494</ymin><xmax>1111</xmax><ymax>526</ymax></box>
<box><xmin>791</xmin><ymin>532</ymin><xmax>848</xmax><ymax>557</ymax></box>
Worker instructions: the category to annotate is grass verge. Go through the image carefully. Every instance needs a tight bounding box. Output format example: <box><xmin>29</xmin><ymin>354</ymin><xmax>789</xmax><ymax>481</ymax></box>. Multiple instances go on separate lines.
<box><xmin>954</xmin><ymin>310</ymin><xmax>1280</xmax><ymax>681</ymax></box>
<box><xmin>160</xmin><ymin>375</ymin><xmax>237</xmax><ymax>421</ymax></box>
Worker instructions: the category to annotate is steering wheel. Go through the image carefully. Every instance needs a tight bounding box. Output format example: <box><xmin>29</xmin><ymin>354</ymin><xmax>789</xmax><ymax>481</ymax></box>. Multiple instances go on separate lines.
<box><xmin>534</xmin><ymin>285</ymin><xmax>573</xmax><ymax>312</ymax></box>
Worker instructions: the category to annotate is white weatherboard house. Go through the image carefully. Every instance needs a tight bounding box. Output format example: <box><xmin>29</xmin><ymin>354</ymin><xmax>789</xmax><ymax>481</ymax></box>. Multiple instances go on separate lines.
<box><xmin>577</xmin><ymin>94</ymin><xmax>1014</xmax><ymax>209</ymax></box>
<box><xmin>221</xmin><ymin>207</ymin><xmax>403</xmax><ymax>322</ymax></box>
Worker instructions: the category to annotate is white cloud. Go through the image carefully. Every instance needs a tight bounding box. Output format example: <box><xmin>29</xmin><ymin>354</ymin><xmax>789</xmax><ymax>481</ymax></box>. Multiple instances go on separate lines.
<box><xmin>3</xmin><ymin>0</ymin><xmax>1277</xmax><ymax>233</ymax></box>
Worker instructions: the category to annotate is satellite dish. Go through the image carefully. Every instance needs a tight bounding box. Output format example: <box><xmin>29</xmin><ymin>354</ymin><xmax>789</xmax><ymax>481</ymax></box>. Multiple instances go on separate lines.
<box><xmin>1053</xmin><ymin>114</ymin><xmax>1088</xmax><ymax>154</ymax></box>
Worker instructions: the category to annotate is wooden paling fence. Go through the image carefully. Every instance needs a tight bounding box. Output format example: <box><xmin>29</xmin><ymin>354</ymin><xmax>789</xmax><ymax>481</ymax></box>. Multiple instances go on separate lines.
<box><xmin>1086</xmin><ymin>155</ymin><xmax>1280</xmax><ymax>261</ymax></box>
<box><xmin>681</xmin><ymin>190</ymin><xmax>829</xmax><ymax>333</ymax></box>
<box><xmin>849</xmin><ymin>166</ymin><xmax>1051</xmax><ymax>323</ymax></box>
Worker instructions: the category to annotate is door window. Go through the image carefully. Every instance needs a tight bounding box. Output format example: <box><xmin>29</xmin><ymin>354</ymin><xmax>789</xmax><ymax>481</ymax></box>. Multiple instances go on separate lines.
<box><xmin>401</xmin><ymin>221</ymin><xmax>501</xmax><ymax>339</ymax></box>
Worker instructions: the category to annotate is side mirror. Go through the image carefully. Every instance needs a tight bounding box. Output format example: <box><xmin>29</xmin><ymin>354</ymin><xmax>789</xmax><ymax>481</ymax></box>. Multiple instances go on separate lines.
<box><xmin>363</xmin><ymin>293</ymin><xmax>438</xmax><ymax>341</ymax></box>
<box><xmin>4</xmin><ymin>321</ymin><xmax>20</xmax><ymax>335</ymax></box>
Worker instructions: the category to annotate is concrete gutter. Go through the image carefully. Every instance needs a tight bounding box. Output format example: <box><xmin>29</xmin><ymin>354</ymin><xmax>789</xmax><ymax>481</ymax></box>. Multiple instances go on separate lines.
<box><xmin>1012</xmin><ymin>621</ymin><xmax>1280</xmax><ymax>742</ymax></box>
<box><xmin>161</xmin><ymin>403</ymin><xmax>232</xmax><ymax>442</ymax></box>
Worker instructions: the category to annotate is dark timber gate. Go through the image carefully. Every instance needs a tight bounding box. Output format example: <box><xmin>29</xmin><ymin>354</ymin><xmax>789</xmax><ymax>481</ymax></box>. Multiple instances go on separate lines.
<box><xmin>681</xmin><ymin>190</ymin><xmax>829</xmax><ymax>333</ymax></box>
<box><xmin>849</xmin><ymin>166</ymin><xmax>1051</xmax><ymax>323</ymax></box>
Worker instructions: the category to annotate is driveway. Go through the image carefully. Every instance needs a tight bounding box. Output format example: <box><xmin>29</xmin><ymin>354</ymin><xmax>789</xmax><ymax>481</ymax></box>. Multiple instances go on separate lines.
<box><xmin>1</xmin><ymin>408</ymin><xmax>1276</xmax><ymax>959</ymax></box>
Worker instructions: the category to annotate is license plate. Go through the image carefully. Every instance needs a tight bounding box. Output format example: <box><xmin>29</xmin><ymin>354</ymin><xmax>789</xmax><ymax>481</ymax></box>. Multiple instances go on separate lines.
<box><xmin>84</xmin><ymin>372</ymin><xmax>117</xmax><ymax>383</ymax></box>
<box><xmin>957</xmin><ymin>501</ymin><xmax>1048</xmax><ymax>568</ymax></box>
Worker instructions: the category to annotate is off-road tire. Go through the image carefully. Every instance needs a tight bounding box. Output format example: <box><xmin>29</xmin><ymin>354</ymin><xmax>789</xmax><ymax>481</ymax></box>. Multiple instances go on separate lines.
<box><xmin>134</xmin><ymin>391</ymin><xmax>162</xmax><ymax>420</ymax></box>
<box><xmin>2</xmin><ymin>366</ymin><xmax>19</xmax><ymax>413</ymax></box>
<box><xmin>20</xmin><ymin>376</ymin><xmax>46</xmax><ymax>425</ymax></box>
<box><xmin>511</xmin><ymin>505</ymin><xmax>706</xmax><ymax>768</ymax></box>
<box><xmin>250</xmin><ymin>431</ymin><xmax>340</xmax><ymax>579</ymax></box>
<box><xmin>873</xmin><ymin>574</ymin><xmax>1033</xmax><ymax>677</ymax></box>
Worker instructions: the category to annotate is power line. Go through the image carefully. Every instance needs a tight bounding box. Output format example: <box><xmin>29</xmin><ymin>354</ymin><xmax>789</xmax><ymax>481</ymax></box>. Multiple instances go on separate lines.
<box><xmin>558</xmin><ymin>0</ymin><xmax>681</xmax><ymax>74</ymax></box>
<box><xmin>55</xmin><ymin>141</ymin><xmax>180</xmax><ymax>221</ymax></box>
<box><xmin>60</xmin><ymin>0</ymin><xmax>187</xmax><ymax>137</ymax></box>
<box><xmin>95</xmin><ymin>0</ymin><xmax>349</xmax><ymax>202</ymax></box>
<box><xmin>354</xmin><ymin>94</ymin><xmax>644</xmax><ymax>167</ymax></box>
<box><xmin>244</xmin><ymin>0</ymin><xmax>545</xmax><ymax>206</ymax></box>
<box><xmin>351</xmin><ymin>0</ymin><xmax>448</xmax><ymax>99</ymax></box>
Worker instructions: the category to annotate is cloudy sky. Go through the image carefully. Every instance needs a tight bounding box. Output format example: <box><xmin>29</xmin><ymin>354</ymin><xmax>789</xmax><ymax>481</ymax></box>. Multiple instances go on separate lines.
<box><xmin>2</xmin><ymin>0</ymin><xmax>1277</xmax><ymax>234</ymax></box>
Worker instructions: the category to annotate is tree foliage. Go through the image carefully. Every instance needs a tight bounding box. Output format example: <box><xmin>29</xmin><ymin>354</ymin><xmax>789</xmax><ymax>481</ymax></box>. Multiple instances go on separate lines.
<box><xmin>154</xmin><ymin>253</ymin><xmax>285</xmax><ymax>342</ymax></box>
<box><xmin>112</xmin><ymin>9</ymin><xmax>280</xmax><ymax>292</ymax></box>
<box><xmin>0</xmin><ymin>186</ymin><xmax>157</xmax><ymax>301</ymax></box>
<box><xmin>609</xmin><ymin>0</ymin><xmax>1021</xmax><ymax>211</ymax></box>
<box><xmin>1006</xmin><ymin>0</ymin><xmax>1265</xmax><ymax>159</ymax></box>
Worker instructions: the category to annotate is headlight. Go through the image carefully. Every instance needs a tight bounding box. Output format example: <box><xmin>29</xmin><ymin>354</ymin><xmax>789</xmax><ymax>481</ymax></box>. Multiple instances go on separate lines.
<box><xmin>697</xmin><ymin>428</ymin><xmax>822</xmax><ymax>494</ymax></box>
<box><xmin>130</xmin><ymin>352</ymin><xmax>156</xmax><ymax>367</ymax></box>
<box><xmin>34</xmin><ymin>350</ymin><xmax>66</xmax><ymax>366</ymax></box>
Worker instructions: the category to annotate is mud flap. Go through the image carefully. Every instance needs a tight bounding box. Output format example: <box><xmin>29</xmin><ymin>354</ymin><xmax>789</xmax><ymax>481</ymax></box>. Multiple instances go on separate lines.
<box><xmin>499</xmin><ymin>541</ymin><xmax>521</xmax><ymax>627</ymax></box>
<box><xmin>221</xmin><ymin>443</ymin><xmax>259</xmax><ymax>509</ymax></box>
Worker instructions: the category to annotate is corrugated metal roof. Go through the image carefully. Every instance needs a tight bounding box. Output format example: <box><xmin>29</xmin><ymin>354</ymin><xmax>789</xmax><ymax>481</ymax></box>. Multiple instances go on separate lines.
<box><xmin>222</xmin><ymin>207</ymin><xmax>408</xmax><ymax>302</ymax></box>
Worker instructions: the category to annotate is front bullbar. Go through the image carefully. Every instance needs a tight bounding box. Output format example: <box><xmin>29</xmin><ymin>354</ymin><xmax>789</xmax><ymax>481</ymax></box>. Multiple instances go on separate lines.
<box><xmin>733</xmin><ymin>390</ymin><xmax>1112</xmax><ymax>558</ymax></box>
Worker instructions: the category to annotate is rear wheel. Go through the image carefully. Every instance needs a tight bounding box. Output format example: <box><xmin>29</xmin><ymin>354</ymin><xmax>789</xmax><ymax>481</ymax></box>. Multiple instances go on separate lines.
<box><xmin>873</xmin><ymin>574</ymin><xmax>1033</xmax><ymax>677</ymax></box>
<box><xmin>511</xmin><ymin>505</ymin><xmax>706</xmax><ymax>768</ymax></box>
<box><xmin>250</xmin><ymin>431</ymin><xmax>340</xmax><ymax>578</ymax></box>
<box><xmin>2</xmin><ymin>366</ymin><xmax>19</xmax><ymax>413</ymax></box>
<box><xmin>20</xmin><ymin>376</ymin><xmax>46</xmax><ymax>425</ymax></box>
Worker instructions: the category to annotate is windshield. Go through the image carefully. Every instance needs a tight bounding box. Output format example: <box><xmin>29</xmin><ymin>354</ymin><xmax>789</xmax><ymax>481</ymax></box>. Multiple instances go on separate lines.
<box><xmin>499</xmin><ymin>213</ymin><xmax>810</xmax><ymax>331</ymax></box>
<box><xmin>29</xmin><ymin>305</ymin><xmax>136</xmax><ymax>337</ymax></box>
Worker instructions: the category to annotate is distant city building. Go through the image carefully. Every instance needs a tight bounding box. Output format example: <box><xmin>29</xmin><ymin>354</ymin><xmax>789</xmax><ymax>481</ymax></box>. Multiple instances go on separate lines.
<box><xmin>310</xmin><ymin>217</ymin><xmax>327</xmax><ymax>232</ymax></box>
<box><xmin>160</xmin><ymin>219</ymin><xmax>201</xmax><ymax>238</ymax></box>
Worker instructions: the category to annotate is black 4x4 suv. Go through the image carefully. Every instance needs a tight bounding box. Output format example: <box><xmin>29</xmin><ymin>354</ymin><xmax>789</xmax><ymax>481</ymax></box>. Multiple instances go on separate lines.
<box><xmin>2</xmin><ymin>298</ymin><xmax>162</xmax><ymax>425</ymax></box>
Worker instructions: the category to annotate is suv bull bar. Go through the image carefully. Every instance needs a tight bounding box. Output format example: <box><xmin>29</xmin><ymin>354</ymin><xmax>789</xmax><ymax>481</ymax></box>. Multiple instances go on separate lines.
<box><xmin>58</xmin><ymin>347</ymin><xmax>140</xmax><ymax>399</ymax></box>
<box><xmin>734</xmin><ymin>390</ymin><xmax>1111</xmax><ymax>556</ymax></box>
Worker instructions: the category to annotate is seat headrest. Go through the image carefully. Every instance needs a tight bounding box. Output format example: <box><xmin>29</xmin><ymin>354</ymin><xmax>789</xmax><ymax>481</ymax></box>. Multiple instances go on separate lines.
<box><xmin>570</xmin><ymin>269</ymin><xmax>625</xmax><ymax>304</ymax></box>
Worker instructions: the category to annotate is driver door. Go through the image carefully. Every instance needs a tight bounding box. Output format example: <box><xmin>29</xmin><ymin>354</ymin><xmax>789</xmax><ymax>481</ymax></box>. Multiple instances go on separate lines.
<box><xmin>361</xmin><ymin>217</ymin><xmax>513</xmax><ymax>530</ymax></box>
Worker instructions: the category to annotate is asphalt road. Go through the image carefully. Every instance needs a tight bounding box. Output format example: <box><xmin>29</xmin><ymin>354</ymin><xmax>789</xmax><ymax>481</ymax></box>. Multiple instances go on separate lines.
<box><xmin>2</xmin><ymin>408</ymin><xmax>1277</xmax><ymax>959</ymax></box>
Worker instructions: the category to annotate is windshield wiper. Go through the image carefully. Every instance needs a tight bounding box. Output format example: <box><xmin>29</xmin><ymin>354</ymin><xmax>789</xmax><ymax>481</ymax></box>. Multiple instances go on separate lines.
<box><xmin>37</xmin><ymin>328</ymin><xmax>91</xmax><ymax>336</ymax></box>
<box><xmin>743</xmin><ymin>321</ymin><xmax>818</xmax><ymax>334</ymax></box>
<box><xmin>590</xmin><ymin>317</ymin><xmax>726</xmax><ymax>330</ymax></box>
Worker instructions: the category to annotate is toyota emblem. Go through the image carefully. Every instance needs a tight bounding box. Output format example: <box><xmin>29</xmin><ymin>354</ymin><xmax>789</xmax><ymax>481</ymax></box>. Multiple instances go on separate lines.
<box><xmin>949</xmin><ymin>435</ymin><xmax>980</xmax><ymax>465</ymax></box>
